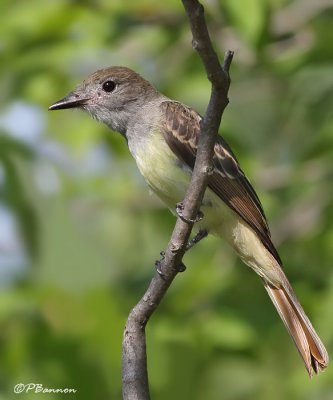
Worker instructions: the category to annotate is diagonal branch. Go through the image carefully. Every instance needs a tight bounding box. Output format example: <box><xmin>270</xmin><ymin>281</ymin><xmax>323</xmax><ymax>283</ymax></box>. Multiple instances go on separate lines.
<box><xmin>122</xmin><ymin>1</ymin><xmax>233</xmax><ymax>399</ymax></box>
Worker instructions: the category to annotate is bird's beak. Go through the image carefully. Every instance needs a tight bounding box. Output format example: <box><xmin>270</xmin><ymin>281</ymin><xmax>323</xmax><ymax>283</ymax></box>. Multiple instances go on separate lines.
<box><xmin>48</xmin><ymin>92</ymin><xmax>91</xmax><ymax>111</ymax></box>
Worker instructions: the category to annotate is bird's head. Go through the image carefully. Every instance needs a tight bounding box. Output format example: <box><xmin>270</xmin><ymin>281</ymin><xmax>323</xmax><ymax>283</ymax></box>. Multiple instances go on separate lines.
<box><xmin>49</xmin><ymin>66</ymin><xmax>159</xmax><ymax>135</ymax></box>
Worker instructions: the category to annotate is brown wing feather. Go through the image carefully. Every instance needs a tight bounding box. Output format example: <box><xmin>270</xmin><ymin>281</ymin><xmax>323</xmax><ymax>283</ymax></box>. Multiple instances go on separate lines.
<box><xmin>160</xmin><ymin>100</ymin><xmax>281</xmax><ymax>263</ymax></box>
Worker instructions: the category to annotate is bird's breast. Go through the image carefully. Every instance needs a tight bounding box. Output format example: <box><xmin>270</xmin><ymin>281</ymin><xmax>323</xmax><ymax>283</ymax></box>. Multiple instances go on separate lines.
<box><xmin>129</xmin><ymin>131</ymin><xmax>191</xmax><ymax>209</ymax></box>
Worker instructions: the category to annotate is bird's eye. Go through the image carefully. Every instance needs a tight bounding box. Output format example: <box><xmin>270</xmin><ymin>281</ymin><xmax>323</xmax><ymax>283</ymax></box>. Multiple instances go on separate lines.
<box><xmin>102</xmin><ymin>80</ymin><xmax>116</xmax><ymax>92</ymax></box>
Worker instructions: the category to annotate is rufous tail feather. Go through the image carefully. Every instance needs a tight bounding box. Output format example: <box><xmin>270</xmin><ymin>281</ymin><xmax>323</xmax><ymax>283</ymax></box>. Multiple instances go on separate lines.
<box><xmin>264</xmin><ymin>277</ymin><xmax>328</xmax><ymax>377</ymax></box>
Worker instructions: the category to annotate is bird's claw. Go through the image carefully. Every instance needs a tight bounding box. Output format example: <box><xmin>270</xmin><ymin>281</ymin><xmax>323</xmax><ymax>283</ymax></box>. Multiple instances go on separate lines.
<box><xmin>155</xmin><ymin>251</ymin><xmax>186</xmax><ymax>275</ymax></box>
<box><xmin>176</xmin><ymin>202</ymin><xmax>204</xmax><ymax>224</ymax></box>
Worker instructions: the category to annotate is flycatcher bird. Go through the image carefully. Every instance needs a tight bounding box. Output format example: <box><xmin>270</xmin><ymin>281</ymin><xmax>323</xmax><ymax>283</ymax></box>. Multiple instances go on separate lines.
<box><xmin>49</xmin><ymin>66</ymin><xmax>328</xmax><ymax>376</ymax></box>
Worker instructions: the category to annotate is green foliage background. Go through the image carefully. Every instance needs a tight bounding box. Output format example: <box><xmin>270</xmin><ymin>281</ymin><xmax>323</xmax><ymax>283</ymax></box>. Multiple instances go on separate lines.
<box><xmin>0</xmin><ymin>0</ymin><xmax>333</xmax><ymax>399</ymax></box>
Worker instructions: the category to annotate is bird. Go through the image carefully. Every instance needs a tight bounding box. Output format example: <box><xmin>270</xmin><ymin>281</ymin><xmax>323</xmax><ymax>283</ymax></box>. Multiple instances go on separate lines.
<box><xmin>49</xmin><ymin>66</ymin><xmax>328</xmax><ymax>376</ymax></box>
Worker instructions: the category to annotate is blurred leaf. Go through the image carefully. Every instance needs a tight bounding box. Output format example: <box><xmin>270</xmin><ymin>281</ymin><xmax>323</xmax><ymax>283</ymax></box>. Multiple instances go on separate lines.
<box><xmin>0</xmin><ymin>145</ymin><xmax>38</xmax><ymax>258</ymax></box>
<box><xmin>198</xmin><ymin>312</ymin><xmax>257</xmax><ymax>350</ymax></box>
<box><xmin>223</xmin><ymin>0</ymin><xmax>267</xmax><ymax>46</ymax></box>
<box><xmin>0</xmin><ymin>134</ymin><xmax>34</xmax><ymax>160</ymax></box>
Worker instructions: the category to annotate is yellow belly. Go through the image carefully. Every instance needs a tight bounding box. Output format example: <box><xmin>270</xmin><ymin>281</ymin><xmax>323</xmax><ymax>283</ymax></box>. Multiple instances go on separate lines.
<box><xmin>133</xmin><ymin>132</ymin><xmax>191</xmax><ymax>208</ymax></box>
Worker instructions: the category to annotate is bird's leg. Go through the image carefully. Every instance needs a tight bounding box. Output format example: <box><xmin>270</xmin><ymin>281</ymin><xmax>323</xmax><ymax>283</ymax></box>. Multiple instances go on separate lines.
<box><xmin>186</xmin><ymin>229</ymin><xmax>208</xmax><ymax>251</ymax></box>
<box><xmin>155</xmin><ymin>251</ymin><xmax>186</xmax><ymax>277</ymax></box>
<box><xmin>176</xmin><ymin>202</ymin><xmax>204</xmax><ymax>224</ymax></box>
<box><xmin>155</xmin><ymin>227</ymin><xmax>207</xmax><ymax>277</ymax></box>
<box><xmin>155</xmin><ymin>229</ymin><xmax>207</xmax><ymax>276</ymax></box>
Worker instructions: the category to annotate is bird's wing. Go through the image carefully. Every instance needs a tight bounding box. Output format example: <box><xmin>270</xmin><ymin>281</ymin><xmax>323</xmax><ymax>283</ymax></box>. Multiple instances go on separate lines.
<box><xmin>160</xmin><ymin>100</ymin><xmax>281</xmax><ymax>263</ymax></box>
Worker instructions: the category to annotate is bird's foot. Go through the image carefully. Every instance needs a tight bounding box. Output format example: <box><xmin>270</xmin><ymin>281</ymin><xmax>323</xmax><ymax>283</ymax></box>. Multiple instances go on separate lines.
<box><xmin>176</xmin><ymin>202</ymin><xmax>204</xmax><ymax>224</ymax></box>
<box><xmin>186</xmin><ymin>229</ymin><xmax>208</xmax><ymax>251</ymax></box>
<box><xmin>155</xmin><ymin>251</ymin><xmax>186</xmax><ymax>276</ymax></box>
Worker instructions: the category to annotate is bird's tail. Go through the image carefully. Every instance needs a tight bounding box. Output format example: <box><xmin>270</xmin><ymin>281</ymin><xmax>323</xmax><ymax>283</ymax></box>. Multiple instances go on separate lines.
<box><xmin>264</xmin><ymin>275</ymin><xmax>329</xmax><ymax>377</ymax></box>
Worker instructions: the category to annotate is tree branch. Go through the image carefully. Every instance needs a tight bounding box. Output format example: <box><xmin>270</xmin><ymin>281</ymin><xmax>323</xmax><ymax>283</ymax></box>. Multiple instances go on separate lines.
<box><xmin>122</xmin><ymin>1</ymin><xmax>233</xmax><ymax>399</ymax></box>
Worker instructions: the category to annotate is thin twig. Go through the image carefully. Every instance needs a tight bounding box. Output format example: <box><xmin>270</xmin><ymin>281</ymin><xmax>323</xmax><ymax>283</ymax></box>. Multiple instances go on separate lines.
<box><xmin>122</xmin><ymin>1</ymin><xmax>233</xmax><ymax>399</ymax></box>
